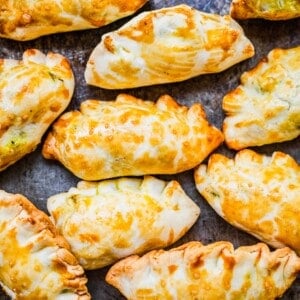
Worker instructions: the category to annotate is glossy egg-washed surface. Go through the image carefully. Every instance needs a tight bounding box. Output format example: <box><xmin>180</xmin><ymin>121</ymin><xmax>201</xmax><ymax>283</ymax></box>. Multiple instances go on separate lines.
<box><xmin>223</xmin><ymin>46</ymin><xmax>300</xmax><ymax>150</ymax></box>
<box><xmin>47</xmin><ymin>176</ymin><xmax>200</xmax><ymax>270</ymax></box>
<box><xmin>0</xmin><ymin>49</ymin><xmax>74</xmax><ymax>172</ymax></box>
<box><xmin>85</xmin><ymin>4</ymin><xmax>254</xmax><ymax>89</ymax></box>
<box><xmin>0</xmin><ymin>0</ymin><xmax>148</xmax><ymax>40</ymax></box>
<box><xmin>230</xmin><ymin>0</ymin><xmax>300</xmax><ymax>20</ymax></box>
<box><xmin>195</xmin><ymin>150</ymin><xmax>300</xmax><ymax>254</ymax></box>
<box><xmin>107</xmin><ymin>241</ymin><xmax>300</xmax><ymax>300</ymax></box>
<box><xmin>0</xmin><ymin>0</ymin><xmax>299</xmax><ymax>299</ymax></box>
<box><xmin>0</xmin><ymin>190</ymin><xmax>90</xmax><ymax>299</ymax></box>
<box><xmin>42</xmin><ymin>94</ymin><xmax>223</xmax><ymax>180</ymax></box>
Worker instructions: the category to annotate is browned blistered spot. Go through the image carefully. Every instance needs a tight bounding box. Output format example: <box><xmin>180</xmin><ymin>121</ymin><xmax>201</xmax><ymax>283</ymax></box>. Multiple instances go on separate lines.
<box><xmin>110</xmin><ymin>59</ymin><xmax>140</xmax><ymax>80</ymax></box>
<box><xmin>67</xmin><ymin>222</ymin><xmax>79</xmax><ymax>236</ymax></box>
<box><xmin>62</xmin><ymin>88</ymin><xmax>70</xmax><ymax>99</ymax></box>
<box><xmin>221</xmin><ymin>250</ymin><xmax>235</xmax><ymax>290</ymax></box>
<box><xmin>173</xmin><ymin>7</ymin><xmax>196</xmax><ymax>39</ymax></box>
<box><xmin>20</xmin><ymin>13</ymin><xmax>32</xmax><ymax>25</ymax></box>
<box><xmin>79</xmin><ymin>233</ymin><xmax>100</xmax><ymax>243</ymax></box>
<box><xmin>206</xmin><ymin>28</ymin><xmax>238</xmax><ymax>51</ymax></box>
<box><xmin>104</xmin><ymin>36</ymin><xmax>116</xmax><ymax>53</ymax></box>
<box><xmin>112</xmin><ymin>212</ymin><xmax>133</xmax><ymax>231</ymax></box>
<box><xmin>119</xmin><ymin>14</ymin><xmax>154</xmax><ymax>44</ymax></box>
<box><xmin>114</xmin><ymin>237</ymin><xmax>131</xmax><ymax>248</ymax></box>
<box><xmin>168</xmin><ymin>264</ymin><xmax>178</xmax><ymax>274</ymax></box>
<box><xmin>191</xmin><ymin>254</ymin><xmax>204</xmax><ymax>269</ymax></box>
<box><xmin>50</xmin><ymin>102</ymin><xmax>62</xmax><ymax>112</ymax></box>
<box><xmin>244</xmin><ymin>43</ymin><xmax>255</xmax><ymax>56</ymax></box>
<box><xmin>25</xmin><ymin>49</ymin><xmax>38</xmax><ymax>56</ymax></box>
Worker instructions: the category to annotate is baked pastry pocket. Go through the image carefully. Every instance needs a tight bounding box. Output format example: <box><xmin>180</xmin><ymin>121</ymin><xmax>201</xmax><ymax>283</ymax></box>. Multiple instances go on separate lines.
<box><xmin>42</xmin><ymin>94</ymin><xmax>224</xmax><ymax>180</ymax></box>
<box><xmin>223</xmin><ymin>46</ymin><xmax>300</xmax><ymax>150</ymax></box>
<box><xmin>0</xmin><ymin>49</ymin><xmax>74</xmax><ymax>172</ymax></box>
<box><xmin>0</xmin><ymin>190</ymin><xmax>90</xmax><ymax>299</ymax></box>
<box><xmin>47</xmin><ymin>176</ymin><xmax>200</xmax><ymax>269</ymax></box>
<box><xmin>0</xmin><ymin>0</ymin><xmax>148</xmax><ymax>40</ymax></box>
<box><xmin>195</xmin><ymin>149</ymin><xmax>300</xmax><ymax>253</ymax></box>
<box><xmin>85</xmin><ymin>4</ymin><xmax>254</xmax><ymax>89</ymax></box>
<box><xmin>230</xmin><ymin>0</ymin><xmax>300</xmax><ymax>20</ymax></box>
<box><xmin>106</xmin><ymin>240</ymin><xmax>300</xmax><ymax>300</ymax></box>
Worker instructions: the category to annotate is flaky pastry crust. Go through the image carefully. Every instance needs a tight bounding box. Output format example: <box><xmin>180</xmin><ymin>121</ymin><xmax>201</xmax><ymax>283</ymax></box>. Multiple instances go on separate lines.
<box><xmin>47</xmin><ymin>176</ymin><xmax>200</xmax><ymax>269</ymax></box>
<box><xmin>0</xmin><ymin>0</ymin><xmax>147</xmax><ymax>41</ymax></box>
<box><xmin>223</xmin><ymin>46</ymin><xmax>300</xmax><ymax>149</ymax></box>
<box><xmin>0</xmin><ymin>190</ymin><xmax>90</xmax><ymax>299</ymax></box>
<box><xmin>195</xmin><ymin>149</ymin><xmax>300</xmax><ymax>254</ymax></box>
<box><xmin>230</xmin><ymin>0</ymin><xmax>300</xmax><ymax>20</ymax></box>
<box><xmin>106</xmin><ymin>241</ymin><xmax>300</xmax><ymax>300</ymax></box>
<box><xmin>0</xmin><ymin>49</ymin><xmax>74</xmax><ymax>171</ymax></box>
<box><xmin>85</xmin><ymin>4</ymin><xmax>254</xmax><ymax>89</ymax></box>
<box><xmin>42</xmin><ymin>94</ymin><xmax>223</xmax><ymax>180</ymax></box>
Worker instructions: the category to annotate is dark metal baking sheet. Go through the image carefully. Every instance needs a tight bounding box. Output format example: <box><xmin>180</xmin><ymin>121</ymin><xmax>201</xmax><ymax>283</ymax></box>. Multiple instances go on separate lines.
<box><xmin>0</xmin><ymin>0</ymin><xmax>299</xmax><ymax>299</ymax></box>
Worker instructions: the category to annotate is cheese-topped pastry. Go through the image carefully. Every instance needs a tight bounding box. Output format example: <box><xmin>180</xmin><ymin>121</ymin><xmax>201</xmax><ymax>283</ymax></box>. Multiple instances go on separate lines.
<box><xmin>0</xmin><ymin>190</ymin><xmax>90</xmax><ymax>299</ymax></box>
<box><xmin>106</xmin><ymin>241</ymin><xmax>300</xmax><ymax>299</ymax></box>
<box><xmin>223</xmin><ymin>46</ymin><xmax>300</xmax><ymax>150</ymax></box>
<box><xmin>230</xmin><ymin>0</ymin><xmax>300</xmax><ymax>20</ymax></box>
<box><xmin>47</xmin><ymin>176</ymin><xmax>200</xmax><ymax>269</ymax></box>
<box><xmin>42</xmin><ymin>94</ymin><xmax>224</xmax><ymax>181</ymax></box>
<box><xmin>85</xmin><ymin>4</ymin><xmax>255</xmax><ymax>89</ymax></box>
<box><xmin>0</xmin><ymin>49</ymin><xmax>74</xmax><ymax>171</ymax></box>
<box><xmin>0</xmin><ymin>0</ymin><xmax>148</xmax><ymax>41</ymax></box>
<box><xmin>195</xmin><ymin>150</ymin><xmax>300</xmax><ymax>253</ymax></box>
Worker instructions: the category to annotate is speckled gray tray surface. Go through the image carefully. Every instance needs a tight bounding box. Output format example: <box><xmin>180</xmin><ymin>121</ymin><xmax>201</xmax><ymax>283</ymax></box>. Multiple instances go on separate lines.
<box><xmin>0</xmin><ymin>0</ymin><xmax>299</xmax><ymax>299</ymax></box>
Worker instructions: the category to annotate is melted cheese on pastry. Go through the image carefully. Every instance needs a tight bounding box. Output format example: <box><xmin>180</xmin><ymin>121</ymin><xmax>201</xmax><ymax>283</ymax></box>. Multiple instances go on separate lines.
<box><xmin>0</xmin><ymin>190</ymin><xmax>90</xmax><ymax>299</ymax></box>
<box><xmin>85</xmin><ymin>4</ymin><xmax>255</xmax><ymax>89</ymax></box>
<box><xmin>0</xmin><ymin>49</ymin><xmax>74</xmax><ymax>171</ymax></box>
<box><xmin>106</xmin><ymin>241</ymin><xmax>300</xmax><ymax>300</ymax></box>
<box><xmin>42</xmin><ymin>94</ymin><xmax>224</xmax><ymax>181</ymax></box>
<box><xmin>0</xmin><ymin>0</ymin><xmax>147</xmax><ymax>41</ymax></box>
<box><xmin>47</xmin><ymin>176</ymin><xmax>200</xmax><ymax>270</ymax></box>
<box><xmin>195</xmin><ymin>150</ymin><xmax>300</xmax><ymax>253</ymax></box>
<box><xmin>223</xmin><ymin>46</ymin><xmax>300</xmax><ymax>150</ymax></box>
<box><xmin>230</xmin><ymin>0</ymin><xmax>300</xmax><ymax>20</ymax></box>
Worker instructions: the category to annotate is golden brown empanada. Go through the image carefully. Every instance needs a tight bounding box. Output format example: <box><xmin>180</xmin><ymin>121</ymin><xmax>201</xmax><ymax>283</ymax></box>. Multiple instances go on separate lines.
<box><xmin>42</xmin><ymin>94</ymin><xmax>224</xmax><ymax>181</ymax></box>
<box><xmin>0</xmin><ymin>49</ymin><xmax>74</xmax><ymax>171</ymax></box>
<box><xmin>230</xmin><ymin>0</ymin><xmax>300</xmax><ymax>20</ymax></box>
<box><xmin>195</xmin><ymin>149</ymin><xmax>300</xmax><ymax>253</ymax></box>
<box><xmin>85</xmin><ymin>4</ymin><xmax>255</xmax><ymax>89</ymax></box>
<box><xmin>0</xmin><ymin>190</ymin><xmax>90</xmax><ymax>299</ymax></box>
<box><xmin>47</xmin><ymin>176</ymin><xmax>200</xmax><ymax>269</ymax></box>
<box><xmin>223</xmin><ymin>46</ymin><xmax>300</xmax><ymax>150</ymax></box>
<box><xmin>106</xmin><ymin>241</ymin><xmax>300</xmax><ymax>300</ymax></box>
<box><xmin>0</xmin><ymin>0</ymin><xmax>147</xmax><ymax>41</ymax></box>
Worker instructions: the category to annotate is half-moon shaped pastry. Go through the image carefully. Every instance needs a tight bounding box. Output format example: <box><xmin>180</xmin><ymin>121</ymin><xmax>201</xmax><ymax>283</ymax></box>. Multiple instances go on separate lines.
<box><xmin>47</xmin><ymin>176</ymin><xmax>200</xmax><ymax>269</ymax></box>
<box><xmin>230</xmin><ymin>0</ymin><xmax>300</xmax><ymax>20</ymax></box>
<box><xmin>0</xmin><ymin>49</ymin><xmax>74</xmax><ymax>171</ymax></box>
<box><xmin>0</xmin><ymin>0</ymin><xmax>148</xmax><ymax>41</ymax></box>
<box><xmin>85</xmin><ymin>4</ymin><xmax>255</xmax><ymax>89</ymax></box>
<box><xmin>42</xmin><ymin>94</ymin><xmax>224</xmax><ymax>180</ymax></box>
<box><xmin>223</xmin><ymin>46</ymin><xmax>300</xmax><ymax>150</ymax></box>
<box><xmin>0</xmin><ymin>190</ymin><xmax>90</xmax><ymax>299</ymax></box>
<box><xmin>106</xmin><ymin>241</ymin><xmax>300</xmax><ymax>299</ymax></box>
<box><xmin>195</xmin><ymin>150</ymin><xmax>300</xmax><ymax>253</ymax></box>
